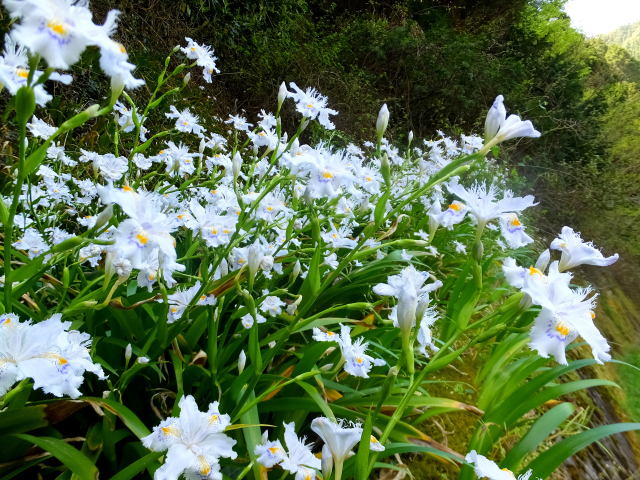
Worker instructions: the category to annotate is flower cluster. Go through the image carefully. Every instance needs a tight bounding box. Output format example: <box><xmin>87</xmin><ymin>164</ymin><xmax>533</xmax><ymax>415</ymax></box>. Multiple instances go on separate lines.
<box><xmin>503</xmin><ymin>227</ymin><xmax>618</xmax><ymax>365</ymax></box>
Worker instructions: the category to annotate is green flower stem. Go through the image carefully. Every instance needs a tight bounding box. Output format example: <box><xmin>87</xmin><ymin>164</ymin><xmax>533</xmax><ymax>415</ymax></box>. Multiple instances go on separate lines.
<box><xmin>333</xmin><ymin>458</ymin><xmax>344</xmax><ymax>480</ymax></box>
<box><xmin>207</xmin><ymin>297</ymin><xmax>224</xmax><ymax>376</ymax></box>
<box><xmin>366</xmin><ymin>333</ymin><xmax>472</xmax><ymax>475</ymax></box>
<box><xmin>401</xmin><ymin>327</ymin><xmax>415</xmax><ymax>376</ymax></box>
<box><xmin>232</xmin><ymin>370</ymin><xmax>319</xmax><ymax>421</ymax></box>
<box><xmin>235</xmin><ymin>461</ymin><xmax>255</xmax><ymax>480</ymax></box>
<box><xmin>3</xmin><ymin>109</ymin><xmax>28</xmax><ymax>311</ymax></box>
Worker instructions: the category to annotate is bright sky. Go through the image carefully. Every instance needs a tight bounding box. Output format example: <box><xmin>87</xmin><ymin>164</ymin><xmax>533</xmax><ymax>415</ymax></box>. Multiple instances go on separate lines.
<box><xmin>564</xmin><ymin>0</ymin><xmax>640</xmax><ymax>36</ymax></box>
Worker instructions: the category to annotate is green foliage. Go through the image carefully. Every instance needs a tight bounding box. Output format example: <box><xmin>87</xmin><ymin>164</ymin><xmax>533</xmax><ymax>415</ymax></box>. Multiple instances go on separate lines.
<box><xmin>600</xmin><ymin>21</ymin><xmax>640</xmax><ymax>60</ymax></box>
<box><xmin>617</xmin><ymin>351</ymin><xmax>640</xmax><ymax>421</ymax></box>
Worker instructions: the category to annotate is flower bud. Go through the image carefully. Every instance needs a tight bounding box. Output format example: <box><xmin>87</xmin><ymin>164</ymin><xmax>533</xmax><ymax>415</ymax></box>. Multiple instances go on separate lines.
<box><xmin>247</xmin><ymin>244</ymin><xmax>263</xmax><ymax>282</ymax></box>
<box><xmin>93</xmin><ymin>204</ymin><xmax>114</xmax><ymax>230</ymax></box>
<box><xmin>292</xmin><ymin>260</ymin><xmax>302</xmax><ymax>281</ymax></box>
<box><xmin>320</xmin><ymin>363</ymin><xmax>334</xmax><ymax>372</ymax></box>
<box><xmin>408</xmin><ymin>130</ymin><xmax>414</xmax><ymax>145</ymax></box>
<box><xmin>61</xmin><ymin>104</ymin><xmax>100</xmax><ymax>131</ymax></box>
<box><xmin>137</xmin><ymin>356</ymin><xmax>150</xmax><ymax>364</ymax></box>
<box><xmin>110</xmin><ymin>77</ymin><xmax>125</xmax><ymax>104</ymax></box>
<box><xmin>183</xmin><ymin>72</ymin><xmax>191</xmax><ymax>87</ymax></box>
<box><xmin>232</xmin><ymin>151</ymin><xmax>242</xmax><ymax>179</ymax></box>
<box><xmin>238</xmin><ymin>350</ymin><xmax>247</xmax><ymax>374</ymax></box>
<box><xmin>376</xmin><ymin>103</ymin><xmax>389</xmax><ymax>140</ymax></box>
<box><xmin>218</xmin><ymin>258</ymin><xmax>229</xmax><ymax>277</ymax></box>
<box><xmin>124</xmin><ymin>343</ymin><xmax>132</xmax><ymax>364</ymax></box>
<box><xmin>535</xmin><ymin>249</ymin><xmax>551</xmax><ymax>272</ymax></box>
<box><xmin>278</xmin><ymin>81</ymin><xmax>288</xmax><ymax>110</ymax></box>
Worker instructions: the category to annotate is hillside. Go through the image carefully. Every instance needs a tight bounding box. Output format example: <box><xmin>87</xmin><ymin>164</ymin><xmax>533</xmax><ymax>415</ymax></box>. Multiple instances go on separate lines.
<box><xmin>601</xmin><ymin>21</ymin><xmax>640</xmax><ymax>59</ymax></box>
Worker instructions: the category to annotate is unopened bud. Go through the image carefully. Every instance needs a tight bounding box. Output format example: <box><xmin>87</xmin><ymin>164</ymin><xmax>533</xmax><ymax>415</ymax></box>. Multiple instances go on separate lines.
<box><xmin>535</xmin><ymin>249</ymin><xmax>551</xmax><ymax>272</ymax></box>
<box><xmin>278</xmin><ymin>81</ymin><xmax>288</xmax><ymax>110</ymax></box>
<box><xmin>183</xmin><ymin>72</ymin><xmax>191</xmax><ymax>87</ymax></box>
<box><xmin>376</xmin><ymin>103</ymin><xmax>389</xmax><ymax>140</ymax></box>
<box><xmin>110</xmin><ymin>78</ymin><xmax>125</xmax><ymax>104</ymax></box>
<box><xmin>124</xmin><ymin>343</ymin><xmax>132</xmax><ymax>364</ymax></box>
<box><xmin>292</xmin><ymin>260</ymin><xmax>302</xmax><ymax>280</ymax></box>
<box><xmin>232</xmin><ymin>151</ymin><xmax>242</xmax><ymax>179</ymax></box>
<box><xmin>61</xmin><ymin>104</ymin><xmax>100</xmax><ymax>131</ymax></box>
<box><xmin>247</xmin><ymin>244</ymin><xmax>263</xmax><ymax>282</ymax></box>
<box><xmin>238</xmin><ymin>350</ymin><xmax>247</xmax><ymax>374</ymax></box>
<box><xmin>320</xmin><ymin>363</ymin><xmax>334</xmax><ymax>372</ymax></box>
<box><xmin>408</xmin><ymin>130</ymin><xmax>414</xmax><ymax>145</ymax></box>
<box><xmin>93</xmin><ymin>204</ymin><xmax>114</xmax><ymax>230</ymax></box>
<box><xmin>219</xmin><ymin>258</ymin><xmax>229</xmax><ymax>277</ymax></box>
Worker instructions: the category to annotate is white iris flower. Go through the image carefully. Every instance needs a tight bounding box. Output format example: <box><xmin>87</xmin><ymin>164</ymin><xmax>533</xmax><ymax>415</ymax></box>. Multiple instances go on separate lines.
<box><xmin>10</xmin><ymin>0</ymin><xmax>120</xmax><ymax>70</ymax></box>
<box><xmin>0</xmin><ymin>313</ymin><xmax>105</xmax><ymax>398</ymax></box>
<box><xmin>482</xmin><ymin>95</ymin><xmax>541</xmax><ymax>151</ymax></box>
<box><xmin>313</xmin><ymin>324</ymin><xmax>386</xmax><ymax>378</ymax></box>
<box><xmin>550</xmin><ymin>226</ymin><xmax>619</xmax><ymax>271</ymax></box>
<box><xmin>142</xmin><ymin>395</ymin><xmax>237</xmax><ymax>480</ymax></box>
<box><xmin>287</xmin><ymin>82</ymin><xmax>338</xmax><ymax>130</ymax></box>
<box><xmin>465</xmin><ymin>450</ymin><xmax>533</xmax><ymax>480</ymax></box>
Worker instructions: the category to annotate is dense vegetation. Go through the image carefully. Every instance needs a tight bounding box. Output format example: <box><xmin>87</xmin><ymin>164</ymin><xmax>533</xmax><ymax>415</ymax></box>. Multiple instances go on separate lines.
<box><xmin>58</xmin><ymin>0</ymin><xmax>636</xmax><ymax>259</ymax></box>
<box><xmin>601</xmin><ymin>21</ymin><xmax>640</xmax><ymax>60</ymax></box>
